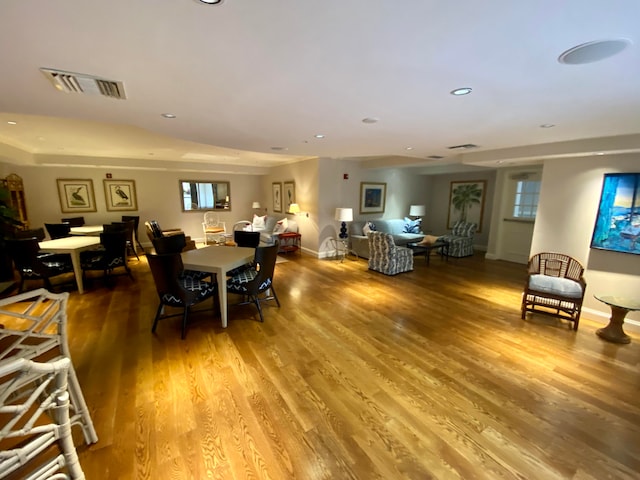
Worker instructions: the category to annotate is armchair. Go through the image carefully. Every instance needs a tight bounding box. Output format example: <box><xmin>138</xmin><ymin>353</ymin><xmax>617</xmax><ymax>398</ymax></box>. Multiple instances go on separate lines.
<box><xmin>367</xmin><ymin>231</ymin><xmax>413</xmax><ymax>275</ymax></box>
<box><xmin>521</xmin><ymin>252</ymin><xmax>586</xmax><ymax>330</ymax></box>
<box><xmin>439</xmin><ymin>220</ymin><xmax>477</xmax><ymax>258</ymax></box>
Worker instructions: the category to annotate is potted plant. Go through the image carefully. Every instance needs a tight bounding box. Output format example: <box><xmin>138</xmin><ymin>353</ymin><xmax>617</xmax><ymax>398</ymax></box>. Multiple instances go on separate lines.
<box><xmin>0</xmin><ymin>183</ymin><xmax>22</xmax><ymax>281</ymax></box>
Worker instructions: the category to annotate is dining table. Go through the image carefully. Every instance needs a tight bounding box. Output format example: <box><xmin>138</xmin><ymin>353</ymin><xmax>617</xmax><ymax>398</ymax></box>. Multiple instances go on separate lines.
<box><xmin>70</xmin><ymin>225</ymin><xmax>104</xmax><ymax>236</ymax></box>
<box><xmin>181</xmin><ymin>245</ymin><xmax>255</xmax><ymax>328</ymax></box>
<box><xmin>38</xmin><ymin>236</ymin><xmax>102</xmax><ymax>294</ymax></box>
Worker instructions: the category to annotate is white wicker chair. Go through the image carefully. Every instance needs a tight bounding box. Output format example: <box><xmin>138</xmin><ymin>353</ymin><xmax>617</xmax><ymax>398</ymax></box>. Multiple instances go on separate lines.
<box><xmin>0</xmin><ymin>289</ymin><xmax>98</xmax><ymax>445</ymax></box>
<box><xmin>202</xmin><ymin>212</ymin><xmax>227</xmax><ymax>245</ymax></box>
<box><xmin>0</xmin><ymin>357</ymin><xmax>86</xmax><ymax>479</ymax></box>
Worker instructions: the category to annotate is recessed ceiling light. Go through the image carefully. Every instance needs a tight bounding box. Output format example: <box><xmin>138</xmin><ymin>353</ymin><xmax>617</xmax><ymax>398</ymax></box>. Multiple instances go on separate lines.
<box><xmin>558</xmin><ymin>38</ymin><xmax>632</xmax><ymax>65</ymax></box>
<box><xmin>450</xmin><ymin>87</ymin><xmax>472</xmax><ymax>96</ymax></box>
<box><xmin>7</xmin><ymin>121</ymin><xmax>17</xmax><ymax>125</ymax></box>
<box><xmin>362</xmin><ymin>117</ymin><xmax>379</xmax><ymax>124</ymax></box>
<box><xmin>161</xmin><ymin>113</ymin><xmax>176</xmax><ymax>119</ymax></box>
<box><xmin>314</xmin><ymin>134</ymin><xmax>325</xmax><ymax>139</ymax></box>
<box><xmin>540</xmin><ymin>124</ymin><xmax>555</xmax><ymax>128</ymax></box>
<box><xmin>196</xmin><ymin>0</ymin><xmax>224</xmax><ymax>4</ymax></box>
<box><xmin>405</xmin><ymin>147</ymin><xmax>413</xmax><ymax>150</ymax></box>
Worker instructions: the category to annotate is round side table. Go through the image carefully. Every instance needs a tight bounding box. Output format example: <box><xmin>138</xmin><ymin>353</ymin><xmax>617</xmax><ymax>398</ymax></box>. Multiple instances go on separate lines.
<box><xmin>594</xmin><ymin>295</ymin><xmax>640</xmax><ymax>344</ymax></box>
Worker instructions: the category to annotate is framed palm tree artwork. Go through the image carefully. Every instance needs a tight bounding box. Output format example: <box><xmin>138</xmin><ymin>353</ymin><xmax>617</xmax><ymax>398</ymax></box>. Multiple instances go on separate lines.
<box><xmin>447</xmin><ymin>180</ymin><xmax>486</xmax><ymax>232</ymax></box>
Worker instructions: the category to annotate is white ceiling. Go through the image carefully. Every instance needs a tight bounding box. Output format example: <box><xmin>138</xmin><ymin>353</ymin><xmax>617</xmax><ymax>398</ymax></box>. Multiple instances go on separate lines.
<box><xmin>1</xmin><ymin>0</ymin><xmax>639</xmax><ymax>174</ymax></box>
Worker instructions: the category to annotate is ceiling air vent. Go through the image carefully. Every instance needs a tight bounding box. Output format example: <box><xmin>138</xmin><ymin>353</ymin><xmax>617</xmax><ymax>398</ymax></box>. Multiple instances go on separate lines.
<box><xmin>40</xmin><ymin>68</ymin><xmax>126</xmax><ymax>99</ymax></box>
<box><xmin>447</xmin><ymin>143</ymin><xmax>478</xmax><ymax>150</ymax></box>
<box><xmin>427</xmin><ymin>155</ymin><xmax>444</xmax><ymax>160</ymax></box>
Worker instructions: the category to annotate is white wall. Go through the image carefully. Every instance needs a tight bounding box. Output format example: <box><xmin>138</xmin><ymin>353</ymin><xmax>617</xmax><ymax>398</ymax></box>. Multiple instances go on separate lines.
<box><xmin>485</xmin><ymin>166</ymin><xmax>542</xmax><ymax>264</ymax></box>
<box><xmin>264</xmin><ymin>158</ymin><xmax>320</xmax><ymax>254</ymax></box>
<box><xmin>531</xmin><ymin>153</ymin><xmax>640</xmax><ymax>323</ymax></box>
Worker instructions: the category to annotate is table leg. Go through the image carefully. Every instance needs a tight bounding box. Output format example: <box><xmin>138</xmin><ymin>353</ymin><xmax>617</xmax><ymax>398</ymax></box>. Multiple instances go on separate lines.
<box><xmin>69</xmin><ymin>251</ymin><xmax>85</xmax><ymax>295</ymax></box>
<box><xmin>215</xmin><ymin>267</ymin><xmax>228</xmax><ymax>328</ymax></box>
<box><xmin>597</xmin><ymin>305</ymin><xmax>631</xmax><ymax>344</ymax></box>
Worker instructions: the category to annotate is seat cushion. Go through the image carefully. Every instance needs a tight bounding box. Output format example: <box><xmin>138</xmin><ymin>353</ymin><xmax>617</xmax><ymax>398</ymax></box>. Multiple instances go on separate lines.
<box><xmin>528</xmin><ymin>274</ymin><xmax>583</xmax><ymax>298</ymax></box>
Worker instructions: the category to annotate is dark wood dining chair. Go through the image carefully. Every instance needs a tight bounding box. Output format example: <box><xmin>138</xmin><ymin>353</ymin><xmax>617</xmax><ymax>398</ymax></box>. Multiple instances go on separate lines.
<box><xmin>147</xmin><ymin>252</ymin><xmax>218</xmax><ymax>339</ymax></box>
<box><xmin>5</xmin><ymin>237</ymin><xmax>74</xmax><ymax>292</ymax></box>
<box><xmin>60</xmin><ymin>216</ymin><xmax>85</xmax><ymax>227</ymax></box>
<box><xmin>227</xmin><ymin>243</ymin><xmax>280</xmax><ymax>322</ymax></box>
<box><xmin>45</xmin><ymin>223</ymin><xmax>71</xmax><ymax>239</ymax></box>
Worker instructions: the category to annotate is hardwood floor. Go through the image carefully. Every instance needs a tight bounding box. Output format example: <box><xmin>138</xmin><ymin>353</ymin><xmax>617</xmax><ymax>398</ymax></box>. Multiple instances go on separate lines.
<box><xmin>54</xmin><ymin>251</ymin><xmax>640</xmax><ymax>478</ymax></box>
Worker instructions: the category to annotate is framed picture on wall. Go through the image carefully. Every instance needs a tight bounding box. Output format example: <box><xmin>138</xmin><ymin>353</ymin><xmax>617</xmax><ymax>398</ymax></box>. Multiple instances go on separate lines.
<box><xmin>359</xmin><ymin>182</ymin><xmax>386</xmax><ymax>214</ymax></box>
<box><xmin>283</xmin><ymin>181</ymin><xmax>295</xmax><ymax>213</ymax></box>
<box><xmin>103</xmin><ymin>179</ymin><xmax>138</xmax><ymax>211</ymax></box>
<box><xmin>447</xmin><ymin>180</ymin><xmax>486</xmax><ymax>231</ymax></box>
<box><xmin>56</xmin><ymin>179</ymin><xmax>97</xmax><ymax>213</ymax></box>
<box><xmin>591</xmin><ymin>172</ymin><xmax>640</xmax><ymax>255</ymax></box>
<box><xmin>272</xmin><ymin>182</ymin><xmax>282</xmax><ymax>212</ymax></box>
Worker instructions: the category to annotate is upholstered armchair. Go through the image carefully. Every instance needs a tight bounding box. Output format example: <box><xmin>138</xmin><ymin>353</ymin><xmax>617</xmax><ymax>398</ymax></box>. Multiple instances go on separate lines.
<box><xmin>367</xmin><ymin>231</ymin><xmax>413</xmax><ymax>275</ymax></box>
<box><xmin>439</xmin><ymin>220</ymin><xmax>477</xmax><ymax>257</ymax></box>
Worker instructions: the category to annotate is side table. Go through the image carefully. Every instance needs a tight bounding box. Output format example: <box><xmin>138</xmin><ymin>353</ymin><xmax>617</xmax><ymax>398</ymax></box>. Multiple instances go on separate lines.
<box><xmin>278</xmin><ymin>231</ymin><xmax>301</xmax><ymax>254</ymax></box>
<box><xmin>594</xmin><ymin>295</ymin><xmax>640</xmax><ymax>344</ymax></box>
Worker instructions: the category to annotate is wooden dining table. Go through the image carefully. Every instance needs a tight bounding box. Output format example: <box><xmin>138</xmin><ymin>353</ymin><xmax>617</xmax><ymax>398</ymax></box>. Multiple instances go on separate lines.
<box><xmin>38</xmin><ymin>236</ymin><xmax>102</xmax><ymax>294</ymax></box>
<box><xmin>181</xmin><ymin>245</ymin><xmax>255</xmax><ymax>328</ymax></box>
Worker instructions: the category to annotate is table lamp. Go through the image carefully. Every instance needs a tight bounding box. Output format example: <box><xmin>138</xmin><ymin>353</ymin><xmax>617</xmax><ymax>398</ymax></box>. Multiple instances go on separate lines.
<box><xmin>409</xmin><ymin>204</ymin><xmax>426</xmax><ymax>220</ymax></box>
<box><xmin>289</xmin><ymin>203</ymin><xmax>301</xmax><ymax>214</ymax></box>
<box><xmin>335</xmin><ymin>208</ymin><xmax>353</xmax><ymax>239</ymax></box>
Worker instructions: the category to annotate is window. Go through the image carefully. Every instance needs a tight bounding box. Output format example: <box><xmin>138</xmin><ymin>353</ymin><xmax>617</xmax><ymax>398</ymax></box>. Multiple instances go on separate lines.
<box><xmin>513</xmin><ymin>180</ymin><xmax>540</xmax><ymax>219</ymax></box>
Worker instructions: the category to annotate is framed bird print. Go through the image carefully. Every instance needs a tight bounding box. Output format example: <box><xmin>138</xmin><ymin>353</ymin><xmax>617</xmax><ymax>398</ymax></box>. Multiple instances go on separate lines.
<box><xmin>56</xmin><ymin>179</ymin><xmax>97</xmax><ymax>213</ymax></box>
<box><xmin>103</xmin><ymin>179</ymin><xmax>138</xmax><ymax>211</ymax></box>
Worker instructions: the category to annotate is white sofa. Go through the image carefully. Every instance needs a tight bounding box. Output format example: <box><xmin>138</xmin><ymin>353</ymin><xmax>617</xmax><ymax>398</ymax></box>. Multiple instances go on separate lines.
<box><xmin>242</xmin><ymin>215</ymin><xmax>299</xmax><ymax>249</ymax></box>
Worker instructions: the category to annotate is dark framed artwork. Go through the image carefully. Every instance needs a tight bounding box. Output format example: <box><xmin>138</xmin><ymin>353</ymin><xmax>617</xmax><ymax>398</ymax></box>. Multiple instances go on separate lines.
<box><xmin>56</xmin><ymin>179</ymin><xmax>97</xmax><ymax>213</ymax></box>
<box><xmin>283</xmin><ymin>181</ymin><xmax>296</xmax><ymax>213</ymax></box>
<box><xmin>359</xmin><ymin>182</ymin><xmax>386</xmax><ymax>214</ymax></box>
<box><xmin>272</xmin><ymin>182</ymin><xmax>282</xmax><ymax>213</ymax></box>
<box><xmin>591</xmin><ymin>172</ymin><xmax>640</xmax><ymax>255</ymax></box>
<box><xmin>104</xmin><ymin>179</ymin><xmax>138</xmax><ymax>211</ymax></box>
<box><xmin>447</xmin><ymin>180</ymin><xmax>486</xmax><ymax>231</ymax></box>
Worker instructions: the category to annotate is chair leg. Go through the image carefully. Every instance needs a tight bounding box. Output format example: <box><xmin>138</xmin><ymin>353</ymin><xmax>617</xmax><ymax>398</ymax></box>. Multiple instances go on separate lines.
<box><xmin>270</xmin><ymin>286</ymin><xmax>280</xmax><ymax>307</ymax></box>
<box><xmin>152</xmin><ymin>303</ymin><xmax>163</xmax><ymax>333</ymax></box>
<box><xmin>252</xmin><ymin>295</ymin><xmax>265</xmax><ymax>322</ymax></box>
<box><xmin>181</xmin><ymin>307</ymin><xmax>189</xmax><ymax>339</ymax></box>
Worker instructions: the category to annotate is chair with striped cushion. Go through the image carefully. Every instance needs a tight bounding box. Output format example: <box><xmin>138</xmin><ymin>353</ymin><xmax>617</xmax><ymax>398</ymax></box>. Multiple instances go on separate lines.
<box><xmin>438</xmin><ymin>220</ymin><xmax>477</xmax><ymax>258</ymax></box>
<box><xmin>367</xmin><ymin>231</ymin><xmax>413</xmax><ymax>275</ymax></box>
<box><xmin>147</xmin><ymin>252</ymin><xmax>218</xmax><ymax>339</ymax></box>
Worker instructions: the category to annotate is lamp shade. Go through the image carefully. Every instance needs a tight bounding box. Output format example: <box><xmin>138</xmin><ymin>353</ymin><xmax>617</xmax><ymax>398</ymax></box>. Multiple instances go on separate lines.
<box><xmin>409</xmin><ymin>205</ymin><xmax>426</xmax><ymax>216</ymax></box>
<box><xmin>334</xmin><ymin>208</ymin><xmax>353</xmax><ymax>222</ymax></box>
<box><xmin>252</xmin><ymin>201</ymin><xmax>261</xmax><ymax>209</ymax></box>
<box><xmin>289</xmin><ymin>203</ymin><xmax>301</xmax><ymax>214</ymax></box>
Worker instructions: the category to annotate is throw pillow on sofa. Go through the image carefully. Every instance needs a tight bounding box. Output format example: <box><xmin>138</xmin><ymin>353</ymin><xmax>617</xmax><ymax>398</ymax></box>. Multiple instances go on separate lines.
<box><xmin>363</xmin><ymin>221</ymin><xmax>376</xmax><ymax>235</ymax></box>
<box><xmin>252</xmin><ymin>214</ymin><xmax>267</xmax><ymax>230</ymax></box>
<box><xmin>273</xmin><ymin>217</ymin><xmax>288</xmax><ymax>234</ymax></box>
<box><xmin>403</xmin><ymin>217</ymin><xmax>421</xmax><ymax>233</ymax></box>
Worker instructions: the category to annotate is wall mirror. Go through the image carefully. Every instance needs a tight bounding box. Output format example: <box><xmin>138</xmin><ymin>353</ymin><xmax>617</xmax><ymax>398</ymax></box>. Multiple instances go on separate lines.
<box><xmin>180</xmin><ymin>180</ymin><xmax>231</xmax><ymax>211</ymax></box>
